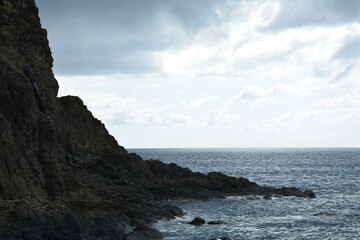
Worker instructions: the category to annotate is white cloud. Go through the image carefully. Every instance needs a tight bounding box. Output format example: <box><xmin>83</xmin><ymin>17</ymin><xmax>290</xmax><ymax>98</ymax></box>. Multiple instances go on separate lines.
<box><xmin>81</xmin><ymin>93</ymin><xmax>158</xmax><ymax>125</ymax></box>
<box><xmin>162</xmin><ymin>114</ymin><xmax>191</xmax><ymax>126</ymax></box>
<box><xmin>228</xmin><ymin>84</ymin><xmax>311</xmax><ymax>105</ymax></box>
<box><xmin>249</xmin><ymin>1</ymin><xmax>281</xmax><ymax>28</ymax></box>
<box><xmin>200</xmin><ymin>108</ymin><xmax>230</xmax><ymax>126</ymax></box>
<box><xmin>41</xmin><ymin>0</ymin><xmax>360</xmax><ymax>147</ymax></box>
<box><xmin>318</xmin><ymin>94</ymin><xmax>360</xmax><ymax>108</ymax></box>
<box><xmin>76</xmin><ymin>92</ymin><xmax>228</xmax><ymax>128</ymax></box>
<box><xmin>265</xmin><ymin>0</ymin><xmax>360</xmax><ymax>30</ymax></box>
<box><xmin>186</xmin><ymin>95</ymin><xmax>219</xmax><ymax>108</ymax></box>
<box><xmin>240</xmin><ymin>108</ymin><xmax>360</xmax><ymax>142</ymax></box>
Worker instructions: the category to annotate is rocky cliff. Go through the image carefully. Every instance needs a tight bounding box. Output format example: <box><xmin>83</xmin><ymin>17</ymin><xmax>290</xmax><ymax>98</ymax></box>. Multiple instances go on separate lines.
<box><xmin>0</xmin><ymin>0</ymin><xmax>315</xmax><ymax>239</ymax></box>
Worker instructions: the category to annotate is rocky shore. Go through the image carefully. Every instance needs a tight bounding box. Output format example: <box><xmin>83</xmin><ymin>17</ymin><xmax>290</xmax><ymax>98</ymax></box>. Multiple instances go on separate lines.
<box><xmin>0</xmin><ymin>0</ymin><xmax>315</xmax><ymax>239</ymax></box>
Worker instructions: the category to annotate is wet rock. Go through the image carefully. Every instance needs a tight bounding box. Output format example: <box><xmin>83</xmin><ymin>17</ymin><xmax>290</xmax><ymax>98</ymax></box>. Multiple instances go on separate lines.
<box><xmin>245</xmin><ymin>196</ymin><xmax>260</xmax><ymax>200</ymax></box>
<box><xmin>273</xmin><ymin>194</ymin><xmax>283</xmax><ymax>198</ymax></box>
<box><xmin>208</xmin><ymin>220</ymin><xmax>227</xmax><ymax>225</ymax></box>
<box><xmin>279</xmin><ymin>187</ymin><xmax>316</xmax><ymax>198</ymax></box>
<box><xmin>304</xmin><ymin>190</ymin><xmax>316</xmax><ymax>198</ymax></box>
<box><xmin>161</xmin><ymin>204</ymin><xmax>184</xmax><ymax>216</ymax></box>
<box><xmin>280</xmin><ymin>187</ymin><xmax>305</xmax><ymax>197</ymax></box>
<box><xmin>187</xmin><ymin>217</ymin><xmax>206</xmax><ymax>226</ymax></box>
<box><xmin>263</xmin><ymin>193</ymin><xmax>272</xmax><ymax>200</ymax></box>
<box><xmin>124</xmin><ymin>226</ymin><xmax>164</xmax><ymax>240</ymax></box>
<box><xmin>313</xmin><ymin>212</ymin><xmax>337</xmax><ymax>216</ymax></box>
<box><xmin>209</xmin><ymin>237</ymin><xmax>231</xmax><ymax>240</ymax></box>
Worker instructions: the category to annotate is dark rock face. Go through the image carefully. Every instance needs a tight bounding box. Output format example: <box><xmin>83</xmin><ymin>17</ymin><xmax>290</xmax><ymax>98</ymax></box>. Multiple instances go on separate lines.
<box><xmin>263</xmin><ymin>193</ymin><xmax>272</xmax><ymax>200</ymax></box>
<box><xmin>124</xmin><ymin>226</ymin><xmax>164</xmax><ymax>240</ymax></box>
<box><xmin>188</xmin><ymin>217</ymin><xmax>206</xmax><ymax>226</ymax></box>
<box><xmin>0</xmin><ymin>0</ymin><xmax>316</xmax><ymax>239</ymax></box>
<box><xmin>0</xmin><ymin>200</ymin><xmax>129</xmax><ymax>240</ymax></box>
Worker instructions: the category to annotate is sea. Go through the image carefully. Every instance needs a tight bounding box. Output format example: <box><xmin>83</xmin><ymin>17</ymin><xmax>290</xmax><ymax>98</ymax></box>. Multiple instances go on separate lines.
<box><xmin>130</xmin><ymin>148</ymin><xmax>360</xmax><ymax>240</ymax></box>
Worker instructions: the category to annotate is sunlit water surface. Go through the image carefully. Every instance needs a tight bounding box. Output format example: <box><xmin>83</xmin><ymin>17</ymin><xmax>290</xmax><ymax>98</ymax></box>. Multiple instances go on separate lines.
<box><xmin>131</xmin><ymin>148</ymin><xmax>360</xmax><ymax>240</ymax></box>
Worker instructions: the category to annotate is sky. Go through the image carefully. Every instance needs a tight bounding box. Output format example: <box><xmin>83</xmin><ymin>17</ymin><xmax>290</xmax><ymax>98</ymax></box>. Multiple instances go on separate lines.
<box><xmin>35</xmin><ymin>0</ymin><xmax>360</xmax><ymax>148</ymax></box>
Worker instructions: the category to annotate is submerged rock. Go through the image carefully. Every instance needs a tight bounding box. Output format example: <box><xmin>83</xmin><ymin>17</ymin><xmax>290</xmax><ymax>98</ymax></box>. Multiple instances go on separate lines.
<box><xmin>209</xmin><ymin>237</ymin><xmax>231</xmax><ymax>240</ymax></box>
<box><xmin>208</xmin><ymin>220</ymin><xmax>227</xmax><ymax>225</ymax></box>
<box><xmin>313</xmin><ymin>212</ymin><xmax>337</xmax><ymax>217</ymax></box>
<box><xmin>188</xmin><ymin>217</ymin><xmax>206</xmax><ymax>226</ymax></box>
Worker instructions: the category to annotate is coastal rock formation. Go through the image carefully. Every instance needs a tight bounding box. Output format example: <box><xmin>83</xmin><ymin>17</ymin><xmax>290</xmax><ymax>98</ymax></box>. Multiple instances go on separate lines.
<box><xmin>0</xmin><ymin>0</ymin><xmax>315</xmax><ymax>239</ymax></box>
<box><xmin>124</xmin><ymin>226</ymin><xmax>164</xmax><ymax>240</ymax></box>
<box><xmin>187</xmin><ymin>217</ymin><xmax>206</xmax><ymax>226</ymax></box>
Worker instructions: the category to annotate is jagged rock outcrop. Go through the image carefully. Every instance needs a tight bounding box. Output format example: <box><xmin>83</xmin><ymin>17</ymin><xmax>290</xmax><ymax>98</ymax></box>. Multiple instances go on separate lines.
<box><xmin>0</xmin><ymin>0</ymin><xmax>315</xmax><ymax>239</ymax></box>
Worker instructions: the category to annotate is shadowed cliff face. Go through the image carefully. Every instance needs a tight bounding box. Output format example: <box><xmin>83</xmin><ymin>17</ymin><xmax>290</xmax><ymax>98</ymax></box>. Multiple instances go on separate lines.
<box><xmin>0</xmin><ymin>0</ymin><xmax>315</xmax><ymax>239</ymax></box>
<box><xmin>0</xmin><ymin>0</ymin><xmax>59</xmax><ymax>203</ymax></box>
<box><xmin>0</xmin><ymin>0</ymin><xmax>127</xmax><ymax>203</ymax></box>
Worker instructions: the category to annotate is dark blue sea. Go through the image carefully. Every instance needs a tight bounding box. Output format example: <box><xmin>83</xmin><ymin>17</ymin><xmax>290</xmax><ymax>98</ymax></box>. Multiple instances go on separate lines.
<box><xmin>130</xmin><ymin>148</ymin><xmax>360</xmax><ymax>240</ymax></box>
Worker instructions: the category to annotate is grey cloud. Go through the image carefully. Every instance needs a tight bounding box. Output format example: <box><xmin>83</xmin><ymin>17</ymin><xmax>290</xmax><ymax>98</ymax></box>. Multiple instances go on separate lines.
<box><xmin>265</xmin><ymin>0</ymin><xmax>360</xmax><ymax>30</ymax></box>
<box><xmin>53</xmin><ymin>44</ymin><xmax>161</xmax><ymax>75</ymax></box>
<box><xmin>333</xmin><ymin>38</ymin><xmax>360</xmax><ymax>60</ymax></box>
<box><xmin>35</xmin><ymin>0</ymin><xmax>235</xmax><ymax>75</ymax></box>
<box><xmin>235</xmin><ymin>89</ymin><xmax>260</xmax><ymax>101</ymax></box>
<box><xmin>330</xmin><ymin>63</ymin><xmax>355</xmax><ymax>84</ymax></box>
<box><xmin>319</xmin><ymin>38</ymin><xmax>360</xmax><ymax>84</ymax></box>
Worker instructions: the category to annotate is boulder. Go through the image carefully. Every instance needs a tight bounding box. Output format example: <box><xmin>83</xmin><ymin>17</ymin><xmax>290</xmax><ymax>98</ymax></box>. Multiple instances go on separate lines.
<box><xmin>281</xmin><ymin>187</ymin><xmax>305</xmax><ymax>197</ymax></box>
<box><xmin>304</xmin><ymin>190</ymin><xmax>316</xmax><ymax>198</ymax></box>
<box><xmin>161</xmin><ymin>204</ymin><xmax>184</xmax><ymax>216</ymax></box>
<box><xmin>187</xmin><ymin>217</ymin><xmax>206</xmax><ymax>226</ymax></box>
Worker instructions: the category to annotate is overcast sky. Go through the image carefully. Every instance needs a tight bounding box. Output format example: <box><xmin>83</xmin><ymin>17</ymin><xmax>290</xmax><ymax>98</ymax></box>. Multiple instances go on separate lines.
<box><xmin>36</xmin><ymin>0</ymin><xmax>360</xmax><ymax>148</ymax></box>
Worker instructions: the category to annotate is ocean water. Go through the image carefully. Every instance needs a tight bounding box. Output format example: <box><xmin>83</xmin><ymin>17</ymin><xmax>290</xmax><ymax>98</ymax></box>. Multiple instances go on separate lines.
<box><xmin>130</xmin><ymin>148</ymin><xmax>360</xmax><ymax>240</ymax></box>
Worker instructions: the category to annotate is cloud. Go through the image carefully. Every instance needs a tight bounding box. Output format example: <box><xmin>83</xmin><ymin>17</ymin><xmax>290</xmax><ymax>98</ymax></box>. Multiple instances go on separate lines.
<box><xmin>205</xmin><ymin>109</ymin><xmax>230</xmax><ymax>125</ymax></box>
<box><xmin>264</xmin><ymin>0</ymin><xmax>360</xmax><ymax>30</ymax></box>
<box><xmin>37</xmin><ymin>0</ymin><xmax>360</xmax><ymax>78</ymax></box>
<box><xmin>333</xmin><ymin>38</ymin><xmax>360</xmax><ymax>59</ymax></box>
<box><xmin>34</xmin><ymin>0</ymin><xmax>360</xmax><ymax>147</ymax></box>
<box><xmin>311</xmin><ymin>59</ymin><xmax>360</xmax><ymax>89</ymax></box>
<box><xmin>318</xmin><ymin>94</ymin><xmax>360</xmax><ymax>108</ymax></box>
<box><xmin>186</xmin><ymin>95</ymin><xmax>219</xmax><ymax>108</ymax></box>
<box><xmin>36</xmin><ymin>0</ymin><xmax>236</xmax><ymax>75</ymax></box>
<box><xmin>81</xmin><ymin>93</ymin><xmax>154</xmax><ymax>125</ymax></box>
<box><xmin>240</xmin><ymin>108</ymin><xmax>359</xmax><ymax>139</ymax></box>
<box><xmin>79</xmin><ymin>92</ymin><xmax>228</xmax><ymax>127</ymax></box>
<box><xmin>228</xmin><ymin>84</ymin><xmax>311</xmax><ymax>105</ymax></box>
<box><xmin>239</xmin><ymin>110</ymin><xmax>304</xmax><ymax>135</ymax></box>
<box><xmin>162</xmin><ymin>114</ymin><xmax>190</xmax><ymax>126</ymax></box>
